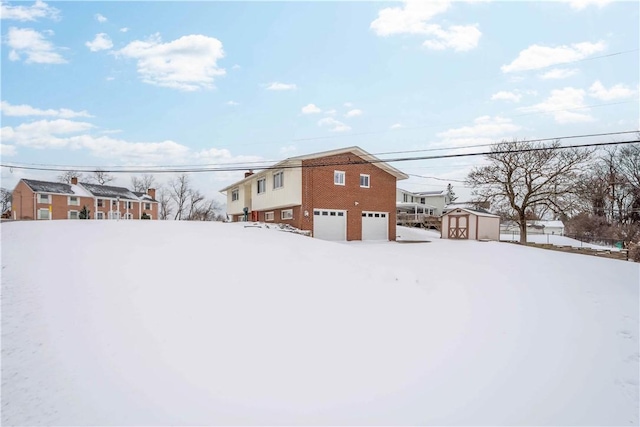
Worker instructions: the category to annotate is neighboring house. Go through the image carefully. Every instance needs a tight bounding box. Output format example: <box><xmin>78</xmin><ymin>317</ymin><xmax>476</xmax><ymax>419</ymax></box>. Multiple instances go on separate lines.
<box><xmin>500</xmin><ymin>220</ymin><xmax>565</xmax><ymax>235</ymax></box>
<box><xmin>396</xmin><ymin>189</ymin><xmax>450</xmax><ymax>217</ymax></box>
<box><xmin>11</xmin><ymin>177</ymin><xmax>158</xmax><ymax>220</ymax></box>
<box><xmin>441</xmin><ymin>208</ymin><xmax>500</xmax><ymax>240</ymax></box>
<box><xmin>220</xmin><ymin>146</ymin><xmax>409</xmax><ymax>241</ymax></box>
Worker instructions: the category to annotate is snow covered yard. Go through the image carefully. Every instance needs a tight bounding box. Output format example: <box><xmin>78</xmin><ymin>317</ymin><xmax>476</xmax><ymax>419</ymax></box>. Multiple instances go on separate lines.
<box><xmin>501</xmin><ymin>232</ymin><xmax>621</xmax><ymax>251</ymax></box>
<box><xmin>1</xmin><ymin>221</ymin><xmax>638</xmax><ymax>425</ymax></box>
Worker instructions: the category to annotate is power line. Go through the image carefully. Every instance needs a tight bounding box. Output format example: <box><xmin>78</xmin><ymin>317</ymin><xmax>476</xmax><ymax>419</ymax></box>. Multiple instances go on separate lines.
<box><xmin>3</xmin><ymin>139</ymin><xmax>638</xmax><ymax>174</ymax></box>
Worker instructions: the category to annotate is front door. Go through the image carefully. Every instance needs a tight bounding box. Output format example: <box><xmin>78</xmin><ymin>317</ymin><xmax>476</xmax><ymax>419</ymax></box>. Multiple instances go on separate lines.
<box><xmin>448</xmin><ymin>215</ymin><xmax>469</xmax><ymax>239</ymax></box>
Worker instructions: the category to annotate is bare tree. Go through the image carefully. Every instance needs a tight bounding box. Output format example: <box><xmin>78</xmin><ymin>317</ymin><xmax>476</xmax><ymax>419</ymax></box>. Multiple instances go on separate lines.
<box><xmin>58</xmin><ymin>171</ymin><xmax>84</xmax><ymax>184</ymax></box>
<box><xmin>131</xmin><ymin>174</ymin><xmax>157</xmax><ymax>192</ymax></box>
<box><xmin>89</xmin><ymin>169</ymin><xmax>116</xmax><ymax>186</ymax></box>
<box><xmin>467</xmin><ymin>139</ymin><xmax>592</xmax><ymax>243</ymax></box>
<box><xmin>187</xmin><ymin>189</ymin><xmax>205</xmax><ymax>220</ymax></box>
<box><xmin>189</xmin><ymin>199</ymin><xmax>222</xmax><ymax>221</ymax></box>
<box><xmin>169</xmin><ymin>174</ymin><xmax>191</xmax><ymax>220</ymax></box>
<box><xmin>1</xmin><ymin>188</ymin><xmax>12</xmax><ymax>213</ymax></box>
<box><xmin>157</xmin><ymin>187</ymin><xmax>173</xmax><ymax>220</ymax></box>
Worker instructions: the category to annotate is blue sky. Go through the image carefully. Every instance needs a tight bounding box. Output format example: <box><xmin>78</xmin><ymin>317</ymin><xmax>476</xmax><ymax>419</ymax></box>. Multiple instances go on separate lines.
<box><xmin>1</xmin><ymin>0</ymin><xmax>638</xmax><ymax>201</ymax></box>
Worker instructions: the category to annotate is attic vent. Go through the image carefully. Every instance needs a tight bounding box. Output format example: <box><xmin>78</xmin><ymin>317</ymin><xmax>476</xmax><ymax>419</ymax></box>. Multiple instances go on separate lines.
<box><xmin>456</xmin><ymin>209</ymin><xmax>461</xmax><ymax>212</ymax></box>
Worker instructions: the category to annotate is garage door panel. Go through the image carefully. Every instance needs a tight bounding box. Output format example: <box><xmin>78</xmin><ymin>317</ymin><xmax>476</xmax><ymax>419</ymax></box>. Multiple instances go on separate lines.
<box><xmin>313</xmin><ymin>209</ymin><xmax>346</xmax><ymax>241</ymax></box>
<box><xmin>362</xmin><ymin>211</ymin><xmax>388</xmax><ymax>241</ymax></box>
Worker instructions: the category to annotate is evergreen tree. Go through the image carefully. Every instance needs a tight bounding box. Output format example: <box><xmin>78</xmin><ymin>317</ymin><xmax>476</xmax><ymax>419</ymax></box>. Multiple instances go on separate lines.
<box><xmin>79</xmin><ymin>205</ymin><xmax>91</xmax><ymax>219</ymax></box>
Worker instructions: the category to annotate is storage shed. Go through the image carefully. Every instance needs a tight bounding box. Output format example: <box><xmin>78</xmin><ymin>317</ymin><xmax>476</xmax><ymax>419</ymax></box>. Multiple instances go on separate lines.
<box><xmin>441</xmin><ymin>208</ymin><xmax>500</xmax><ymax>241</ymax></box>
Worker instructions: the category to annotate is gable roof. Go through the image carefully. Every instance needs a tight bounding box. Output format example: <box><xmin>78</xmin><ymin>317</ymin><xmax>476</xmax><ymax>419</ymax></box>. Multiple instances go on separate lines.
<box><xmin>21</xmin><ymin>179</ymin><xmax>92</xmax><ymax>197</ymax></box>
<box><xmin>442</xmin><ymin>207</ymin><xmax>500</xmax><ymax>218</ymax></box>
<box><xmin>133</xmin><ymin>192</ymin><xmax>158</xmax><ymax>203</ymax></box>
<box><xmin>80</xmin><ymin>182</ymin><xmax>139</xmax><ymax>200</ymax></box>
<box><xmin>220</xmin><ymin>146</ymin><xmax>408</xmax><ymax>192</ymax></box>
<box><xmin>415</xmin><ymin>190</ymin><xmax>446</xmax><ymax>196</ymax></box>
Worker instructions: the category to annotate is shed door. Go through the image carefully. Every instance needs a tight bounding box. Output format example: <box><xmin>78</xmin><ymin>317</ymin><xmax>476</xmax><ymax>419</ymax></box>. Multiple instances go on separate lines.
<box><xmin>313</xmin><ymin>209</ymin><xmax>347</xmax><ymax>241</ymax></box>
<box><xmin>448</xmin><ymin>215</ymin><xmax>469</xmax><ymax>239</ymax></box>
<box><xmin>362</xmin><ymin>211</ymin><xmax>388</xmax><ymax>241</ymax></box>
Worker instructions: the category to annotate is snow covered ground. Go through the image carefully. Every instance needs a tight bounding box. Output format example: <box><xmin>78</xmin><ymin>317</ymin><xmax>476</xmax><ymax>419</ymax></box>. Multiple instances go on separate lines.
<box><xmin>1</xmin><ymin>221</ymin><xmax>638</xmax><ymax>425</ymax></box>
<box><xmin>501</xmin><ymin>232</ymin><xmax>620</xmax><ymax>251</ymax></box>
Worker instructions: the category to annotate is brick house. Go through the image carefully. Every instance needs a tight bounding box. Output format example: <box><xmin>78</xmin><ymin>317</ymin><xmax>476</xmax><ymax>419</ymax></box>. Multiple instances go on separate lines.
<box><xmin>220</xmin><ymin>147</ymin><xmax>408</xmax><ymax>241</ymax></box>
<box><xmin>11</xmin><ymin>177</ymin><xmax>158</xmax><ymax>220</ymax></box>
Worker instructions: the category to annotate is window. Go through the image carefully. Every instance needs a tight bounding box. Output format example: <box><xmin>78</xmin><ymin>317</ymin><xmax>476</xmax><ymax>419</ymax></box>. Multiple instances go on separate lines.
<box><xmin>403</xmin><ymin>193</ymin><xmax>410</xmax><ymax>202</ymax></box>
<box><xmin>281</xmin><ymin>209</ymin><xmax>293</xmax><ymax>220</ymax></box>
<box><xmin>257</xmin><ymin>178</ymin><xmax>266</xmax><ymax>194</ymax></box>
<box><xmin>265</xmin><ymin>211</ymin><xmax>275</xmax><ymax>221</ymax></box>
<box><xmin>38</xmin><ymin>194</ymin><xmax>50</xmax><ymax>204</ymax></box>
<box><xmin>68</xmin><ymin>211</ymin><xmax>79</xmax><ymax>220</ymax></box>
<box><xmin>273</xmin><ymin>171</ymin><xmax>284</xmax><ymax>189</ymax></box>
<box><xmin>96</xmin><ymin>212</ymin><xmax>104</xmax><ymax>220</ymax></box>
<box><xmin>124</xmin><ymin>201</ymin><xmax>133</xmax><ymax>209</ymax></box>
<box><xmin>360</xmin><ymin>174</ymin><xmax>370</xmax><ymax>188</ymax></box>
<box><xmin>97</xmin><ymin>199</ymin><xmax>104</xmax><ymax>207</ymax></box>
<box><xmin>38</xmin><ymin>209</ymin><xmax>50</xmax><ymax>220</ymax></box>
<box><xmin>334</xmin><ymin>171</ymin><xmax>345</xmax><ymax>185</ymax></box>
<box><xmin>68</xmin><ymin>196</ymin><xmax>79</xmax><ymax>206</ymax></box>
<box><xmin>112</xmin><ymin>200</ymin><xmax>117</xmax><ymax>207</ymax></box>
<box><xmin>142</xmin><ymin>203</ymin><xmax>150</xmax><ymax>210</ymax></box>
<box><xmin>124</xmin><ymin>213</ymin><xmax>133</xmax><ymax>220</ymax></box>
<box><xmin>231</xmin><ymin>188</ymin><xmax>239</xmax><ymax>201</ymax></box>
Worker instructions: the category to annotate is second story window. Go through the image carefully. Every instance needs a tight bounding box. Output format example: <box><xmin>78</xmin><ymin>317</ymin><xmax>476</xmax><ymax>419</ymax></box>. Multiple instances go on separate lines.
<box><xmin>334</xmin><ymin>171</ymin><xmax>345</xmax><ymax>186</ymax></box>
<box><xmin>97</xmin><ymin>199</ymin><xmax>104</xmax><ymax>207</ymax></box>
<box><xmin>231</xmin><ymin>188</ymin><xmax>239</xmax><ymax>201</ymax></box>
<box><xmin>38</xmin><ymin>194</ymin><xmax>50</xmax><ymax>204</ymax></box>
<box><xmin>273</xmin><ymin>171</ymin><xmax>284</xmax><ymax>189</ymax></box>
<box><xmin>360</xmin><ymin>174</ymin><xmax>370</xmax><ymax>188</ymax></box>
<box><xmin>257</xmin><ymin>178</ymin><xmax>266</xmax><ymax>194</ymax></box>
<box><xmin>68</xmin><ymin>196</ymin><xmax>79</xmax><ymax>206</ymax></box>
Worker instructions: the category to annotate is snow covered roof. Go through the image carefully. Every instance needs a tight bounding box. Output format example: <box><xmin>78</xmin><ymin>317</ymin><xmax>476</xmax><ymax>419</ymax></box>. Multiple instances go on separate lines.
<box><xmin>133</xmin><ymin>192</ymin><xmax>158</xmax><ymax>203</ymax></box>
<box><xmin>414</xmin><ymin>190</ymin><xmax>446</xmax><ymax>196</ymax></box>
<box><xmin>22</xmin><ymin>179</ymin><xmax>92</xmax><ymax>197</ymax></box>
<box><xmin>80</xmin><ymin>182</ymin><xmax>139</xmax><ymax>200</ymax></box>
<box><xmin>444</xmin><ymin>203</ymin><xmax>493</xmax><ymax>215</ymax></box>
<box><xmin>442</xmin><ymin>208</ymin><xmax>500</xmax><ymax>218</ymax></box>
<box><xmin>529</xmin><ymin>220</ymin><xmax>565</xmax><ymax>228</ymax></box>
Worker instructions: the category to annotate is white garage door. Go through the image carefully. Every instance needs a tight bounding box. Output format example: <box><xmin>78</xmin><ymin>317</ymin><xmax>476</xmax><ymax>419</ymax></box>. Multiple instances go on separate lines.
<box><xmin>362</xmin><ymin>211</ymin><xmax>388</xmax><ymax>241</ymax></box>
<box><xmin>313</xmin><ymin>209</ymin><xmax>347</xmax><ymax>241</ymax></box>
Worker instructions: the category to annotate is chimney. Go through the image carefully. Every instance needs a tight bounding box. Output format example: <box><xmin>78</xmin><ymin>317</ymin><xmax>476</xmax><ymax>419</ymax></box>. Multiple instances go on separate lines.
<box><xmin>71</xmin><ymin>176</ymin><xmax>78</xmax><ymax>185</ymax></box>
<box><xmin>147</xmin><ymin>188</ymin><xmax>156</xmax><ymax>199</ymax></box>
<box><xmin>244</xmin><ymin>170</ymin><xmax>254</xmax><ymax>178</ymax></box>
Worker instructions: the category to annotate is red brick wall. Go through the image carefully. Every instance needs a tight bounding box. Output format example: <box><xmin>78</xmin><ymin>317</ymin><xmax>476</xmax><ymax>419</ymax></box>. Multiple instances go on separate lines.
<box><xmin>254</xmin><ymin>206</ymin><xmax>302</xmax><ymax>229</ymax></box>
<box><xmin>300</xmin><ymin>153</ymin><xmax>398</xmax><ymax>240</ymax></box>
<box><xmin>12</xmin><ymin>181</ymin><xmax>35</xmax><ymax>220</ymax></box>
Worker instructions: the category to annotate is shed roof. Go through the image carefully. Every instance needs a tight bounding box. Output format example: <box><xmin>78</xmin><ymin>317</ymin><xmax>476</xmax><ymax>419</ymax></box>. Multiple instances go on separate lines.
<box><xmin>442</xmin><ymin>207</ymin><xmax>500</xmax><ymax>218</ymax></box>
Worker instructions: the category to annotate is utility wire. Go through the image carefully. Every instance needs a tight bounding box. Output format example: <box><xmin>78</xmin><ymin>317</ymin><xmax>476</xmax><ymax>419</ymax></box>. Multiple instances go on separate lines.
<box><xmin>3</xmin><ymin>139</ymin><xmax>638</xmax><ymax>174</ymax></box>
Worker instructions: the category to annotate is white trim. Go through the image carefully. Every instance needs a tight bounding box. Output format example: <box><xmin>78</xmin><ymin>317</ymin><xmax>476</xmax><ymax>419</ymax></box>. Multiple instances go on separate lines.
<box><xmin>257</xmin><ymin>177</ymin><xmax>266</xmax><ymax>194</ymax></box>
<box><xmin>68</xmin><ymin>210</ymin><xmax>79</xmax><ymax>220</ymax></box>
<box><xmin>96</xmin><ymin>211</ymin><xmax>105</xmax><ymax>220</ymax></box>
<box><xmin>359</xmin><ymin>174</ymin><xmax>370</xmax><ymax>188</ymax></box>
<box><xmin>38</xmin><ymin>194</ymin><xmax>51</xmax><ymax>204</ymax></box>
<box><xmin>273</xmin><ymin>170</ymin><xmax>284</xmax><ymax>189</ymax></box>
<box><xmin>68</xmin><ymin>196</ymin><xmax>80</xmax><ymax>206</ymax></box>
<box><xmin>231</xmin><ymin>188</ymin><xmax>240</xmax><ymax>201</ymax></box>
<box><xmin>265</xmin><ymin>211</ymin><xmax>275</xmax><ymax>221</ymax></box>
<box><xmin>281</xmin><ymin>209</ymin><xmax>293</xmax><ymax>220</ymax></box>
<box><xmin>334</xmin><ymin>170</ymin><xmax>345</xmax><ymax>186</ymax></box>
<box><xmin>37</xmin><ymin>208</ymin><xmax>50</xmax><ymax>220</ymax></box>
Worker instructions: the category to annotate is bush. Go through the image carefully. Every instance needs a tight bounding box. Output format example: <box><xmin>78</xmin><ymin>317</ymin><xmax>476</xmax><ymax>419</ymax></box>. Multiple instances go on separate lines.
<box><xmin>629</xmin><ymin>243</ymin><xmax>640</xmax><ymax>262</ymax></box>
<box><xmin>141</xmin><ymin>212</ymin><xmax>151</xmax><ymax>220</ymax></box>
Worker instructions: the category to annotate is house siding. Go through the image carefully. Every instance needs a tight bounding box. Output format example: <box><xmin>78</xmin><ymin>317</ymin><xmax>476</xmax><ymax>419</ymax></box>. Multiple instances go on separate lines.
<box><xmin>251</xmin><ymin>167</ymin><xmax>302</xmax><ymax>212</ymax></box>
<box><xmin>300</xmin><ymin>153</ymin><xmax>398</xmax><ymax>241</ymax></box>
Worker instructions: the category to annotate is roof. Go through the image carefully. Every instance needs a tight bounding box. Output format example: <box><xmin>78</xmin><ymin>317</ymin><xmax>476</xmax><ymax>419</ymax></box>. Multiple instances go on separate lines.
<box><xmin>397</xmin><ymin>201</ymin><xmax>438</xmax><ymax>210</ymax></box>
<box><xmin>445</xmin><ymin>203</ymin><xmax>493</xmax><ymax>215</ymax></box>
<box><xmin>80</xmin><ymin>182</ymin><xmax>139</xmax><ymax>200</ymax></box>
<box><xmin>21</xmin><ymin>179</ymin><xmax>92</xmax><ymax>197</ymax></box>
<box><xmin>414</xmin><ymin>190</ymin><xmax>446</xmax><ymax>196</ymax></box>
<box><xmin>220</xmin><ymin>146</ymin><xmax>409</xmax><ymax>192</ymax></box>
<box><xmin>442</xmin><ymin>208</ymin><xmax>500</xmax><ymax>218</ymax></box>
<box><xmin>133</xmin><ymin>192</ymin><xmax>158</xmax><ymax>203</ymax></box>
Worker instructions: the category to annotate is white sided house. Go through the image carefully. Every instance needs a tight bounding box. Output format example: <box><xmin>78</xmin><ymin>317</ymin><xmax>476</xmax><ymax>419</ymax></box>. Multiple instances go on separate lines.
<box><xmin>441</xmin><ymin>208</ymin><xmax>501</xmax><ymax>241</ymax></box>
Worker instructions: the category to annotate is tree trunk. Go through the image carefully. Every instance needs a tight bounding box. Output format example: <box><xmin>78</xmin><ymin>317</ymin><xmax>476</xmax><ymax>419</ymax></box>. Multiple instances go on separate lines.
<box><xmin>519</xmin><ymin>215</ymin><xmax>527</xmax><ymax>244</ymax></box>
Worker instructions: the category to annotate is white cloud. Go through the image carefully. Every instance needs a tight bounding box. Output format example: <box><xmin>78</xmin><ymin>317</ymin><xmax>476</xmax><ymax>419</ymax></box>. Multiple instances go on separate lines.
<box><xmin>0</xmin><ymin>0</ymin><xmax>60</xmax><ymax>21</ymax></box>
<box><xmin>438</xmin><ymin>116</ymin><xmax>521</xmax><ymax>139</ymax></box>
<box><xmin>1</xmin><ymin>119</ymin><xmax>95</xmax><ymax>148</ymax></box>
<box><xmin>265</xmin><ymin>82</ymin><xmax>297</xmax><ymax>91</ymax></box>
<box><xmin>226</xmin><ymin>100</ymin><xmax>239</xmax><ymax>106</ymax></box>
<box><xmin>370</xmin><ymin>0</ymin><xmax>482</xmax><ymax>52</ymax></box>
<box><xmin>5</xmin><ymin>27</ymin><xmax>66</xmax><ymax>64</ymax></box>
<box><xmin>390</xmin><ymin>123</ymin><xmax>403</xmax><ymax>129</ymax></box>
<box><xmin>95</xmin><ymin>13</ymin><xmax>107</xmax><ymax>23</ymax></box>
<box><xmin>85</xmin><ymin>33</ymin><xmax>113</xmax><ymax>52</ymax></box>
<box><xmin>521</xmin><ymin>87</ymin><xmax>593</xmax><ymax>123</ymax></box>
<box><xmin>115</xmin><ymin>33</ymin><xmax>226</xmax><ymax>91</ymax></box>
<box><xmin>539</xmin><ymin>68</ymin><xmax>579</xmax><ymax>80</ymax></box>
<box><xmin>324</xmin><ymin>109</ymin><xmax>337</xmax><ymax>116</ymax></box>
<box><xmin>490</xmin><ymin>91</ymin><xmax>521</xmax><ymax>102</ymax></box>
<box><xmin>1</xmin><ymin>144</ymin><xmax>17</xmax><ymax>157</ymax></box>
<box><xmin>560</xmin><ymin>0</ymin><xmax>613</xmax><ymax>10</ymax></box>
<box><xmin>318</xmin><ymin>117</ymin><xmax>351</xmax><ymax>132</ymax></box>
<box><xmin>501</xmin><ymin>41</ymin><xmax>606</xmax><ymax>73</ymax></box>
<box><xmin>0</xmin><ymin>101</ymin><xmax>92</xmax><ymax>118</ymax></box>
<box><xmin>344</xmin><ymin>109</ymin><xmax>363</xmax><ymax>118</ymax></box>
<box><xmin>301</xmin><ymin>104</ymin><xmax>322</xmax><ymax>114</ymax></box>
<box><xmin>588</xmin><ymin>80</ymin><xmax>635</xmax><ymax>101</ymax></box>
<box><xmin>120</xmin><ymin>27</ymin><xmax>129</xmax><ymax>33</ymax></box>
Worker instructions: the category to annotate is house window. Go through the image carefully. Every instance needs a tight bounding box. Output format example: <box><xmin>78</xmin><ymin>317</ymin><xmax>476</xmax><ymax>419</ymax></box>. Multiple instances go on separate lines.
<box><xmin>231</xmin><ymin>188</ymin><xmax>239</xmax><ymax>201</ymax></box>
<box><xmin>257</xmin><ymin>178</ymin><xmax>266</xmax><ymax>194</ymax></box>
<box><xmin>124</xmin><ymin>213</ymin><xmax>133</xmax><ymax>220</ymax></box>
<box><xmin>112</xmin><ymin>200</ymin><xmax>117</xmax><ymax>208</ymax></box>
<box><xmin>334</xmin><ymin>171</ymin><xmax>345</xmax><ymax>186</ymax></box>
<box><xmin>38</xmin><ymin>194</ymin><xmax>50</xmax><ymax>204</ymax></box>
<box><xmin>360</xmin><ymin>174</ymin><xmax>370</xmax><ymax>188</ymax></box>
<box><xmin>124</xmin><ymin>201</ymin><xmax>132</xmax><ymax>209</ymax></box>
<box><xmin>403</xmin><ymin>194</ymin><xmax>409</xmax><ymax>202</ymax></box>
<box><xmin>38</xmin><ymin>209</ymin><xmax>50</xmax><ymax>220</ymax></box>
<box><xmin>144</xmin><ymin>203</ymin><xmax>151</xmax><ymax>210</ymax></box>
<box><xmin>96</xmin><ymin>212</ymin><xmax>104</xmax><ymax>220</ymax></box>
<box><xmin>265</xmin><ymin>211</ymin><xmax>275</xmax><ymax>221</ymax></box>
<box><xmin>68</xmin><ymin>196</ymin><xmax>79</xmax><ymax>206</ymax></box>
<box><xmin>97</xmin><ymin>199</ymin><xmax>104</xmax><ymax>207</ymax></box>
<box><xmin>68</xmin><ymin>210</ymin><xmax>79</xmax><ymax>220</ymax></box>
<box><xmin>273</xmin><ymin>171</ymin><xmax>284</xmax><ymax>189</ymax></box>
<box><xmin>281</xmin><ymin>209</ymin><xmax>293</xmax><ymax>220</ymax></box>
